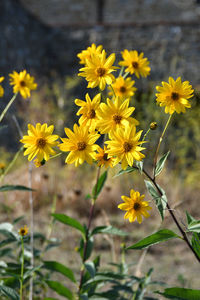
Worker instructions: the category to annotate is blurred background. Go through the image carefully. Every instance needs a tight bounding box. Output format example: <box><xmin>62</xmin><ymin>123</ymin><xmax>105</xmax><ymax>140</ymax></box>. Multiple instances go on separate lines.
<box><xmin>0</xmin><ymin>0</ymin><xmax>200</xmax><ymax>291</ymax></box>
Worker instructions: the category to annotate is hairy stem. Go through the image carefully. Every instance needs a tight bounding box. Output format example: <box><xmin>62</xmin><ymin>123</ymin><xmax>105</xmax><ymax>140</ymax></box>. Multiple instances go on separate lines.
<box><xmin>20</xmin><ymin>237</ymin><xmax>24</xmax><ymax>300</ymax></box>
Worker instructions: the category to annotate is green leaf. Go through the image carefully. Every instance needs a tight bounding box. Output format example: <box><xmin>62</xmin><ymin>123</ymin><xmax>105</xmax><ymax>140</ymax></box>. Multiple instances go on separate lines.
<box><xmin>43</xmin><ymin>261</ymin><xmax>76</xmax><ymax>283</ymax></box>
<box><xmin>114</xmin><ymin>166</ymin><xmax>135</xmax><ymax>177</ymax></box>
<box><xmin>136</xmin><ymin>161</ymin><xmax>143</xmax><ymax>174</ymax></box>
<box><xmin>45</xmin><ymin>280</ymin><xmax>74</xmax><ymax>300</ymax></box>
<box><xmin>0</xmin><ymin>285</ymin><xmax>20</xmax><ymax>300</ymax></box>
<box><xmin>92</xmin><ymin>171</ymin><xmax>107</xmax><ymax>199</ymax></box>
<box><xmin>85</xmin><ymin>261</ymin><xmax>96</xmax><ymax>278</ymax></box>
<box><xmin>79</xmin><ymin>236</ymin><xmax>94</xmax><ymax>261</ymax></box>
<box><xmin>186</xmin><ymin>211</ymin><xmax>196</xmax><ymax>225</ymax></box>
<box><xmin>155</xmin><ymin>151</ymin><xmax>170</xmax><ymax>177</ymax></box>
<box><xmin>0</xmin><ymin>185</ymin><xmax>35</xmax><ymax>192</ymax></box>
<box><xmin>191</xmin><ymin>233</ymin><xmax>200</xmax><ymax>259</ymax></box>
<box><xmin>52</xmin><ymin>214</ymin><xmax>85</xmax><ymax>237</ymax></box>
<box><xmin>91</xmin><ymin>226</ymin><xmax>128</xmax><ymax>236</ymax></box>
<box><xmin>44</xmin><ymin>298</ymin><xmax>59</xmax><ymax>300</ymax></box>
<box><xmin>145</xmin><ymin>180</ymin><xmax>167</xmax><ymax>220</ymax></box>
<box><xmin>188</xmin><ymin>220</ymin><xmax>200</xmax><ymax>233</ymax></box>
<box><xmin>156</xmin><ymin>287</ymin><xmax>200</xmax><ymax>299</ymax></box>
<box><xmin>127</xmin><ymin>229</ymin><xmax>181</xmax><ymax>250</ymax></box>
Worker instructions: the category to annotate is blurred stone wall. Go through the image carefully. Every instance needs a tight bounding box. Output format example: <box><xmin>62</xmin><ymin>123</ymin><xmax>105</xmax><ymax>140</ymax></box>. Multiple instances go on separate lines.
<box><xmin>1</xmin><ymin>0</ymin><xmax>200</xmax><ymax>88</ymax></box>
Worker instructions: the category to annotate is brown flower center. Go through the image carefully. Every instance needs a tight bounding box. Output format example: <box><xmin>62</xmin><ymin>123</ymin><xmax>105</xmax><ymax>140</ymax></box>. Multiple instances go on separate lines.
<box><xmin>20</xmin><ymin>229</ymin><xmax>26</xmax><ymax>235</ymax></box>
<box><xmin>77</xmin><ymin>141</ymin><xmax>87</xmax><ymax>151</ymax></box>
<box><xmin>103</xmin><ymin>153</ymin><xmax>109</xmax><ymax>161</ymax></box>
<box><xmin>119</xmin><ymin>86</ymin><xmax>127</xmax><ymax>93</ymax></box>
<box><xmin>123</xmin><ymin>142</ymin><xmax>133</xmax><ymax>153</ymax></box>
<box><xmin>133</xmin><ymin>202</ymin><xmax>141</xmax><ymax>211</ymax></box>
<box><xmin>20</xmin><ymin>80</ymin><xmax>26</xmax><ymax>87</ymax></box>
<box><xmin>36</xmin><ymin>138</ymin><xmax>46</xmax><ymax>148</ymax></box>
<box><xmin>171</xmin><ymin>92</ymin><xmax>179</xmax><ymax>100</ymax></box>
<box><xmin>88</xmin><ymin>109</ymin><xmax>96</xmax><ymax>119</ymax></box>
<box><xmin>113</xmin><ymin>114</ymin><xmax>122</xmax><ymax>124</ymax></box>
<box><xmin>132</xmin><ymin>61</ymin><xmax>139</xmax><ymax>69</ymax></box>
<box><xmin>96</xmin><ymin>67</ymin><xmax>106</xmax><ymax>77</ymax></box>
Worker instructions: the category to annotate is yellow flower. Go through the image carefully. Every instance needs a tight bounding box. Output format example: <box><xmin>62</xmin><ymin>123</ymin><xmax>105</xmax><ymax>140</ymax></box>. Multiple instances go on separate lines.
<box><xmin>97</xmin><ymin>97</ymin><xmax>139</xmax><ymax>134</ymax></box>
<box><xmin>78</xmin><ymin>50</ymin><xmax>116</xmax><ymax>90</ymax></box>
<box><xmin>105</xmin><ymin>125</ymin><xmax>145</xmax><ymax>170</ymax></box>
<box><xmin>156</xmin><ymin>77</ymin><xmax>194</xmax><ymax>114</ymax></box>
<box><xmin>0</xmin><ymin>76</ymin><xmax>5</xmax><ymax>98</ymax></box>
<box><xmin>95</xmin><ymin>145</ymin><xmax>115</xmax><ymax>168</ymax></box>
<box><xmin>108</xmin><ymin>76</ymin><xmax>137</xmax><ymax>100</ymax></box>
<box><xmin>118</xmin><ymin>189</ymin><xmax>152</xmax><ymax>224</ymax></box>
<box><xmin>59</xmin><ymin>124</ymin><xmax>100</xmax><ymax>167</ymax></box>
<box><xmin>18</xmin><ymin>225</ymin><xmax>29</xmax><ymax>236</ymax></box>
<box><xmin>75</xmin><ymin>93</ymin><xmax>101</xmax><ymax>132</ymax></box>
<box><xmin>119</xmin><ymin>50</ymin><xmax>150</xmax><ymax>78</ymax></box>
<box><xmin>77</xmin><ymin>43</ymin><xmax>103</xmax><ymax>65</ymax></box>
<box><xmin>9</xmin><ymin>70</ymin><xmax>37</xmax><ymax>99</ymax></box>
<box><xmin>0</xmin><ymin>162</ymin><xmax>6</xmax><ymax>170</ymax></box>
<box><xmin>20</xmin><ymin>123</ymin><xmax>59</xmax><ymax>161</ymax></box>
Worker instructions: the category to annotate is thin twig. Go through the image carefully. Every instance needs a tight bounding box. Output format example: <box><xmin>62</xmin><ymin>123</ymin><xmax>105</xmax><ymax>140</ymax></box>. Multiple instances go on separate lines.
<box><xmin>28</xmin><ymin>162</ymin><xmax>34</xmax><ymax>300</ymax></box>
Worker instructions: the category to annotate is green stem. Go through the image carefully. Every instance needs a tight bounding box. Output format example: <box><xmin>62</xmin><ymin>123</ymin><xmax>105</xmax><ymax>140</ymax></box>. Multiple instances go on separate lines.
<box><xmin>123</xmin><ymin>71</ymin><xmax>130</xmax><ymax>79</ymax></box>
<box><xmin>153</xmin><ymin>114</ymin><xmax>172</xmax><ymax>179</ymax></box>
<box><xmin>0</xmin><ymin>146</ymin><xmax>23</xmax><ymax>183</ymax></box>
<box><xmin>20</xmin><ymin>237</ymin><xmax>24</xmax><ymax>300</ymax></box>
<box><xmin>0</xmin><ymin>93</ymin><xmax>18</xmax><ymax>123</ymax></box>
<box><xmin>142</xmin><ymin>128</ymin><xmax>150</xmax><ymax>142</ymax></box>
<box><xmin>110</xmin><ymin>84</ymin><xmax>116</xmax><ymax>98</ymax></box>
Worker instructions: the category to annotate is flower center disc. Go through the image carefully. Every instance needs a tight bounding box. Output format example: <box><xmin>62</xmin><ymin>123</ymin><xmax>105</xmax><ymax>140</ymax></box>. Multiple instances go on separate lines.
<box><xmin>96</xmin><ymin>67</ymin><xmax>106</xmax><ymax>77</ymax></box>
<box><xmin>36</xmin><ymin>138</ymin><xmax>46</xmax><ymax>148</ymax></box>
<box><xmin>113</xmin><ymin>114</ymin><xmax>122</xmax><ymax>124</ymax></box>
<box><xmin>20</xmin><ymin>80</ymin><xmax>26</xmax><ymax>87</ymax></box>
<box><xmin>123</xmin><ymin>142</ymin><xmax>132</xmax><ymax>153</ymax></box>
<box><xmin>119</xmin><ymin>86</ymin><xmax>127</xmax><ymax>93</ymax></box>
<box><xmin>133</xmin><ymin>202</ymin><xmax>141</xmax><ymax>211</ymax></box>
<box><xmin>88</xmin><ymin>109</ymin><xmax>96</xmax><ymax>119</ymax></box>
<box><xmin>103</xmin><ymin>153</ymin><xmax>109</xmax><ymax>161</ymax></box>
<box><xmin>132</xmin><ymin>61</ymin><xmax>139</xmax><ymax>69</ymax></box>
<box><xmin>171</xmin><ymin>92</ymin><xmax>179</xmax><ymax>100</ymax></box>
<box><xmin>77</xmin><ymin>141</ymin><xmax>87</xmax><ymax>151</ymax></box>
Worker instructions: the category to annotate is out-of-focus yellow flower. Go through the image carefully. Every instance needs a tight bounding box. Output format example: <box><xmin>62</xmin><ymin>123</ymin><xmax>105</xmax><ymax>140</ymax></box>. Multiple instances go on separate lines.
<box><xmin>118</xmin><ymin>189</ymin><xmax>152</xmax><ymax>224</ymax></box>
<box><xmin>59</xmin><ymin>124</ymin><xmax>100</xmax><ymax>167</ymax></box>
<box><xmin>156</xmin><ymin>77</ymin><xmax>194</xmax><ymax>114</ymax></box>
<box><xmin>18</xmin><ymin>225</ymin><xmax>29</xmax><ymax>236</ymax></box>
<box><xmin>77</xmin><ymin>43</ymin><xmax>103</xmax><ymax>65</ymax></box>
<box><xmin>105</xmin><ymin>125</ymin><xmax>145</xmax><ymax>170</ymax></box>
<box><xmin>20</xmin><ymin>123</ymin><xmax>59</xmax><ymax>161</ymax></box>
<box><xmin>9</xmin><ymin>70</ymin><xmax>37</xmax><ymax>99</ymax></box>
<box><xmin>150</xmin><ymin>122</ymin><xmax>157</xmax><ymax>130</ymax></box>
<box><xmin>78</xmin><ymin>50</ymin><xmax>116</xmax><ymax>90</ymax></box>
<box><xmin>0</xmin><ymin>162</ymin><xmax>6</xmax><ymax>170</ymax></box>
<box><xmin>95</xmin><ymin>146</ymin><xmax>114</xmax><ymax>168</ymax></box>
<box><xmin>96</xmin><ymin>97</ymin><xmax>139</xmax><ymax>134</ymax></box>
<box><xmin>108</xmin><ymin>76</ymin><xmax>137</xmax><ymax>100</ymax></box>
<box><xmin>75</xmin><ymin>93</ymin><xmax>101</xmax><ymax>132</ymax></box>
<box><xmin>0</xmin><ymin>76</ymin><xmax>5</xmax><ymax>98</ymax></box>
<box><xmin>119</xmin><ymin>50</ymin><xmax>150</xmax><ymax>78</ymax></box>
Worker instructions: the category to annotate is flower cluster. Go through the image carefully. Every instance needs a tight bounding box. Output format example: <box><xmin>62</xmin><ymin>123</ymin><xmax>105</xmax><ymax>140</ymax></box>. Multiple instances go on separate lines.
<box><xmin>18</xmin><ymin>43</ymin><xmax>194</xmax><ymax>224</ymax></box>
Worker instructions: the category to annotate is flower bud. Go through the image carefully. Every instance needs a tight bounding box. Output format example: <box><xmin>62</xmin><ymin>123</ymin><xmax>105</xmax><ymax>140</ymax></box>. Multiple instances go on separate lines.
<box><xmin>150</xmin><ymin>122</ymin><xmax>157</xmax><ymax>130</ymax></box>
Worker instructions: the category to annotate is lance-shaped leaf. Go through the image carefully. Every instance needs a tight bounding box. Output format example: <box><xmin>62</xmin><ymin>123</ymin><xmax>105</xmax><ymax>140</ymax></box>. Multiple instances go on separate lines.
<box><xmin>91</xmin><ymin>226</ymin><xmax>128</xmax><ymax>237</ymax></box>
<box><xmin>43</xmin><ymin>261</ymin><xmax>76</xmax><ymax>283</ymax></box>
<box><xmin>45</xmin><ymin>280</ymin><xmax>74</xmax><ymax>300</ymax></box>
<box><xmin>188</xmin><ymin>220</ymin><xmax>200</xmax><ymax>233</ymax></box>
<box><xmin>136</xmin><ymin>161</ymin><xmax>143</xmax><ymax>174</ymax></box>
<box><xmin>92</xmin><ymin>171</ymin><xmax>107</xmax><ymax>199</ymax></box>
<box><xmin>191</xmin><ymin>233</ymin><xmax>200</xmax><ymax>259</ymax></box>
<box><xmin>186</xmin><ymin>211</ymin><xmax>196</xmax><ymax>225</ymax></box>
<box><xmin>0</xmin><ymin>285</ymin><xmax>20</xmax><ymax>300</ymax></box>
<box><xmin>52</xmin><ymin>214</ymin><xmax>85</xmax><ymax>237</ymax></box>
<box><xmin>155</xmin><ymin>151</ymin><xmax>170</xmax><ymax>177</ymax></box>
<box><xmin>0</xmin><ymin>185</ymin><xmax>35</xmax><ymax>192</ymax></box>
<box><xmin>156</xmin><ymin>287</ymin><xmax>200</xmax><ymax>300</ymax></box>
<box><xmin>114</xmin><ymin>166</ymin><xmax>136</xmax><ymax>178</ymax></box>
<box><xmin>145</xmin><ymin>180</ymin><xmax>167</xmax><ymax>220</ymax></box>
<box><xmin>127</xmin><ymin>229</ymin><xmax>181</xmax><ymax>250</ymax></box>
